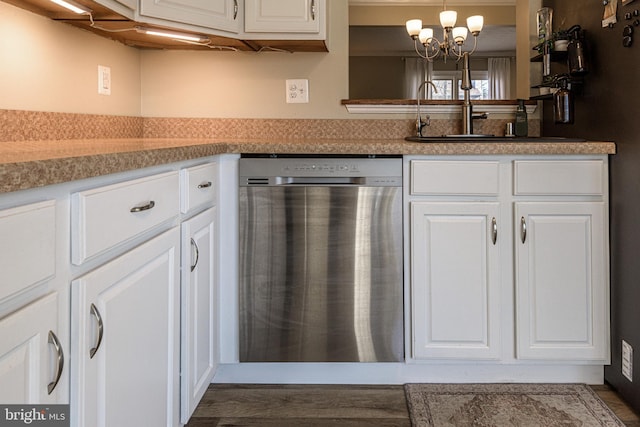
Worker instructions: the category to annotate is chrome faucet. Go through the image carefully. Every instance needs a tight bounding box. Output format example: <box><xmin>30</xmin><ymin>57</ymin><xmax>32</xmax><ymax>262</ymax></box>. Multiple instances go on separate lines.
<box><xmin>460</xmin><ymin>52</ymin><xmax>488</xmax><ymax>135</ymax></box>
<box><xmin>415</xmin><ymin>80</ymin><xmax>438</xmax><ymax>137</ymax></box>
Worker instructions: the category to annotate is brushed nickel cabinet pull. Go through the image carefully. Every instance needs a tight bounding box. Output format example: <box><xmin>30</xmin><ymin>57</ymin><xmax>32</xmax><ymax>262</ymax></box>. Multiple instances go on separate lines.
<box><xmin>197</xmin><ymin>181</ymin><xmax>212</xmax><ymax>189</ymax></box>
<box><xmin>520</xmin><ymin>216</ymin><xmax>527</xmax><ymax>244</ymax></box>
<box><xmin>47</xmin><ymin>331</ymin><xmax>64</xmax><ymax>395</ymax></box>
<box><xmin>311</xmin><ymin>0</ymin><xmax>316</xmax><ymax>20</ymax></box>
<box><xmin>130</xmin><ymin>200</ymin><xmax>155</xmax><ymax>213</ymax></box>
<box><xmin>233</xmin><ymin>0</ymin><xmax>238</xmax><ymax>20</ymax></box>
<box><xmin>89</xmin><ymin>303</ymin><xmax>104</xmax><ymax>359</ymax></box>
<box><xmin>190</xmin><ymin>238</ymin><xmax>200</xmax><ymax>272</ymax></box>
<box><xmin>491</xmin><ymin>217</ymin><xmax>498</xmax><ymax>245</ymax></box>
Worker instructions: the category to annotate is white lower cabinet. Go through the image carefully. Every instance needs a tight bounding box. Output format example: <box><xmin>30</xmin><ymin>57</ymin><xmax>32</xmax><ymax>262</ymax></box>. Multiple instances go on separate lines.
<box><xmin>71</xmin><ymin>228</ymin><xmax>180</xmax><ymax>427</ymax></box>
<box><xmin>0</xmin><ymin>292</ymin><xmax>63</xmax><ymax>403</ymax></box>
<box><xmin>180</xmin><ymin>207</ymin><xmax>217</xmax><ymax>424</ymax></box>
<box><xmin>411</xmin><ymin>202</ymin><xmax>501</xmax><ymax>360</ymax></box>
<box><xmin>408</xmin><ymin>156</ymin><xmax>610</xmax><ymax>365</ymax></box>
<box><xmin>515</xmin><ymin>202</ymin><xmax>608</xmax><ymax>361</ymax></box>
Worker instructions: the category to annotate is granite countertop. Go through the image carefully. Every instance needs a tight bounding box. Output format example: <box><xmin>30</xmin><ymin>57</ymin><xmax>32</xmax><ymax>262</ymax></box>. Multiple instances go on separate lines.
<box><xmin>0</xmin><ymin>137</ymin><xmax>617</xmax><ymax>194</ymax></box>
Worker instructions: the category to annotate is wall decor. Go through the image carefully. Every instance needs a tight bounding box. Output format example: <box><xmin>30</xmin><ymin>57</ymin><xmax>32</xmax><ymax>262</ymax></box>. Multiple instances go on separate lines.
<box><xmin>603</xmin><ymin>0</ymin><xmax>618</xmax><ymax>27</ymax></box>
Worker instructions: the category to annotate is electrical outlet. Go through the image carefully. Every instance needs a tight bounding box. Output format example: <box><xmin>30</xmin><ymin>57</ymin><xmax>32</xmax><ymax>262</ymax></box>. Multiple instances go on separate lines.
<box><xmin>623</xmin><ymin>340</ymin><xmax>633</xmax><ymax>382</ymax></box>
<box><xmin>286</xmin><ymin>79</ymin><xmax>309</xmax><ymax>103</ymax></box>
<box><xmin>98</xmin><ymin>65</ymin><xmax>111</xmax><ymax>95</ymax></box>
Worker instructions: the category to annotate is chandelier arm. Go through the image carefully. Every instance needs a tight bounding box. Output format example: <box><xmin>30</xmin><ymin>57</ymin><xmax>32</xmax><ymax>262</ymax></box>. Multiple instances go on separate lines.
<box><xmin>467</xmin><ymin>36</ymin><xmax>479</xmax><ymax>56</ymax></box>
<box><xmin>413</xmin><ymin>39</ymin><xmax>431</xmax><ymax>60</ymax></box>
<box><xmin>414</xmin><ymin>38</ymin><xmax>441</xmax><ymax>61</ymax></box>
<box><xmin>427</xmin><ymin>37</ymin><xmax>444</xmax><ymax>60</ymax></box>
<box><xmin>449</xmin><ymin>35</ymin><xmax>478</xmax><ymax>60</ymax></box>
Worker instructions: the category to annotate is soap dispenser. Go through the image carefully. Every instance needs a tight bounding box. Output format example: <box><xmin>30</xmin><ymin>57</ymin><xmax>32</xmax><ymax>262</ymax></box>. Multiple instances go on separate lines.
<box><xmin>515</xmin><ymin>99</ymin><xmax>528</xmax><ymax>137</ymax></box>
<box><xmin>554</xmin><ymin>76</ymin><xmax>574</xmax><ymax>124</ymax></box>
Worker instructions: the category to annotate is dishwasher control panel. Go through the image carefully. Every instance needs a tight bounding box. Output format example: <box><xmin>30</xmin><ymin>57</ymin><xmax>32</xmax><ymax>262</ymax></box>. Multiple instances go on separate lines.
<box><xmin>283</xmin><ymin>162</ymin><xmax>360</xmax><ymax>173</ymax></box>
<box><xmin>239</xmin><ymin>156</ymin><xmax>403</xmax><ymax>187</ymax></box>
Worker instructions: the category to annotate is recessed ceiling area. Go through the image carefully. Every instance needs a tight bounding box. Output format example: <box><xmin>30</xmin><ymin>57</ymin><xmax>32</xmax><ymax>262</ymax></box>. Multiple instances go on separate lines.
<box><xmin>349</xmin><ymin>0</ymin><xmax>516</xmax><ymax>5</ymax></box>
<box><xmin>350</xmin><ymin>25</ymin><xmax>516</xmax><ymax>58</ymax></box>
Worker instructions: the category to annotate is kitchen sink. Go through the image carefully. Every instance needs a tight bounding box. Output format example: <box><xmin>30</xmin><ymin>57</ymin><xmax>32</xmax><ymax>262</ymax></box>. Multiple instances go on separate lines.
<box><xmin>405</xmin><ymin>136</ymin><xmax>587</xmax><ymax>143</ymax></box>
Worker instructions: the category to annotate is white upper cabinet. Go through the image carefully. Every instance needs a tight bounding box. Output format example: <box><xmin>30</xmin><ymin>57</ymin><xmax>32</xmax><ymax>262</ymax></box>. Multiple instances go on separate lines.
<box><xmin>244</xmin><ymin>0</ymin><xmax>322</xmax><ymax>34</ymax></box>
<box><xmin>93</xmin><ymin>0</ymin><xmax>137</xmax><ymax>18</ymax></box>
<box><xmin>139</xmin><ymin>0</ymin><xmax>241</xmax><ymax>33</ymax></box>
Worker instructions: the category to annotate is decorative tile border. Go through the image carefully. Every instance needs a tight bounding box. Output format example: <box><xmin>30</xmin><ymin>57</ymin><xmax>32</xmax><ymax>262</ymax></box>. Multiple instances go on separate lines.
<box><xmin>0</xmin><ymin>109</ymin><xmax>540</xmax><ymax>142</ymax></box>
<box><xmin>0</xmin><ymin>110</ymin><xmax>143</xmax><ymax>142</ymax></box>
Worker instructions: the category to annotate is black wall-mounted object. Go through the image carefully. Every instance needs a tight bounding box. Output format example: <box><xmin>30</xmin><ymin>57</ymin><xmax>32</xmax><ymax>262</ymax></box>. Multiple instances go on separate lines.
<box><xmin>543</xmin><ymin>0</ymin><xmax>640</xmax><ymax>414</ymax></box>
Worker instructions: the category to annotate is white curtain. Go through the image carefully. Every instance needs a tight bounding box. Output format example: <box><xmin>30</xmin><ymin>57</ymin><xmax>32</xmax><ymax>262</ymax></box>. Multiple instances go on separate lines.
<box><xmin>488</xmin><ymin>57</ymin><xmax>511</xmax><ymax>100</ymax></box>
<box><xmin>403</xmin><ymin>58</ymin><xmax>430</xmax><ymax>99</ymax></box>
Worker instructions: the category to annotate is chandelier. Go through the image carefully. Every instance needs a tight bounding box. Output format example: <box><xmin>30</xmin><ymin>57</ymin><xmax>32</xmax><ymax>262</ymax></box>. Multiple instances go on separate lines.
<box><xmin>405</xmin><ymin>1</ymin><xmax>484</xmax><ymax>61</ymax></box>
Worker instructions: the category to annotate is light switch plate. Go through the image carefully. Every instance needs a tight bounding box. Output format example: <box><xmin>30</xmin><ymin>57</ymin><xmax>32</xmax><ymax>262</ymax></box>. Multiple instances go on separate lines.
<box><xmin>98</xmin><ymin>65</ymin><xmax>111</xmax><ymax>95</ymax></box>
<box><xmin>286</xmin><ymin>79</ymin><xmax>309</xmax><ymax>103</ymax></box>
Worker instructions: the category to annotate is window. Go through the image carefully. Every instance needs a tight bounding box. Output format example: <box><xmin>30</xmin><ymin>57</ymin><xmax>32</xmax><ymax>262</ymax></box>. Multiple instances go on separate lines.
<box><xmin>430</xmin><ymin>71</ymin><xmax>489</xmax><ymax>100</ymax></box>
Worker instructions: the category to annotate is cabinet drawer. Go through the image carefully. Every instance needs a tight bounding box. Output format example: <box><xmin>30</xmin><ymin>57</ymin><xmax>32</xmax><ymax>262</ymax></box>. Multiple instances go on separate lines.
<box><xmin>181</xmin><ymin>163</ymin><xmax>217</xmax><ymax>214</ymax></box>
<box><xmin>72</xmin><ymin>171</ymin><xmax>179</xmax><ymax>264</ymax></box>
<box><xmin>0</xmin><ymin>201</ymin><xmax>56</xmax><ymax>301</ymax></box>
<box><xmin>410</xmin><ymin>160</ymin><xmax>500</xmax><ymax>196</ymax></box>
<box><xmin>514</xmin><ymin>160</ymin><xmax>605</xmax><ymax>195</ymax></box>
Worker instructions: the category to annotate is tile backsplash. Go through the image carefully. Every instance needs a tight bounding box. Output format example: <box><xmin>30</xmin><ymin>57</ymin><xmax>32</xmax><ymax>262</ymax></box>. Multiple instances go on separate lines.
<box><xmin>0</xmin><ymin>109</ymin><xmax>540</xmax><ymax>142</ymax></box>
<box><xmin>0</xmin><ymin>110</ymin><xmax>143</xmax><ymax>142</ymax></box>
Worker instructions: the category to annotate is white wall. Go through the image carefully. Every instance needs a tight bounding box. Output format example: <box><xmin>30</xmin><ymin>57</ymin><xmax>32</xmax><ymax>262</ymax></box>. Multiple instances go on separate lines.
<box><xmin>0</xmin><ymin>1</ymin><xmax>350</xmax><ymax>119</ymax></box>
<box><xmin>139</xmin><ymin>2</ymin><xmax>350</xmax><ymax>119</ymax></box>
<box><xmin>0</xmin><ymin>2</ymin><xmax>141</xmax><ymax>116</ymax></box>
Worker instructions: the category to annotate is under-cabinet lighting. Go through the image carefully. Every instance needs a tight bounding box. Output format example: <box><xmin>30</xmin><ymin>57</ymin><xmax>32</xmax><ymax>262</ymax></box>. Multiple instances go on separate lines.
<box><xmin>135</xmin><ymin>26</ymin><xmax>209</xmax><ymax>43</ymax></box>
<box><xmin>50</xmin><ymin>0</ymin><xmax>91</xmax><ymax>14</ymax></box>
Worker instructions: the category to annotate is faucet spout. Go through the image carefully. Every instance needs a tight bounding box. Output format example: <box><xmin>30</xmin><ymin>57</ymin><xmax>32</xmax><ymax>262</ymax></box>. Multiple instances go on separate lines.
<box><xmin>416</xmin><ymin>80</ymin><xmax>438</xmax><ymax>137</ymax></box>
<box><xmin>461</xmin><ymin>52</ymin><xmax>474</xmax><ymax>135</ymax></box>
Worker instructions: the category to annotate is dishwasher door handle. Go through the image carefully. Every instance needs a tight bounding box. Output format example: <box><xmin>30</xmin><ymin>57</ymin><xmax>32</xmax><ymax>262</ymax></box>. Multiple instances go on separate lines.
<box><xmin>275</xmin><ymin>177</ymin><xmax>366</xmax><ymax>185</ymax></box>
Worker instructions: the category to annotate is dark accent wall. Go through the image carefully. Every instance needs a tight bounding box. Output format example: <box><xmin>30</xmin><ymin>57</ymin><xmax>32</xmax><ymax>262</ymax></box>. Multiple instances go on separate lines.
<box><xmin>542</xmin><ymin>0</ymin><xmax>640</xmax><ymax>412</ymax></box>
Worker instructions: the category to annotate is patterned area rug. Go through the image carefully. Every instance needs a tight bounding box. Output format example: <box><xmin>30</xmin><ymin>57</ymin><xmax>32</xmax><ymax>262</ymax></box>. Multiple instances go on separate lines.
<box><xmin>404</xmin><ymin>383</ymin><xmax>625</xmax><ymax>427</ymax></box>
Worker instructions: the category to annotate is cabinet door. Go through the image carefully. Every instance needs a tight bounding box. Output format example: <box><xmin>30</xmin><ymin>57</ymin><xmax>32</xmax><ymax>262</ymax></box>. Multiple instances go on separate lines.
<box><xmin>515</xmin><ymin>202</ymin><xmax>609</xmax><ymax>361</ymax></box>
<box><xmin>244</xmin><ymin>0</ymin><xmax>321</xmax><ymax>33</ymax></box>
<box><xmin>180</xmin><ymin>208</ymin><xmax>217</xmax><ymax>424</ymax></box>
<box><xmin>0</xmin><ymin>293</ymin><xmax>63</xmax><ymax>403</ymax></box>
<box><xmin>71</xmin><ymin>228</ymin><xmax>180</xmax><ymax>427</ymax></box>
<box><xmin>139</xmin><ymin>0</ymin><xmax>240</xmax><ymax>33</ymax></box>
<box><xmin>411</xmin><ymin>202</ymin><xmax>501</xmax><ymax>360</ymax></box>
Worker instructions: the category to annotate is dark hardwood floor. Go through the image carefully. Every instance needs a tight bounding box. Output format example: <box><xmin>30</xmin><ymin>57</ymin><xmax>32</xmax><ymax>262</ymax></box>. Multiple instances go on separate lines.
<box><xmin>187</xmin><ymin>383</ymin><xmax>640</xmax><ymax>426</ymax></box>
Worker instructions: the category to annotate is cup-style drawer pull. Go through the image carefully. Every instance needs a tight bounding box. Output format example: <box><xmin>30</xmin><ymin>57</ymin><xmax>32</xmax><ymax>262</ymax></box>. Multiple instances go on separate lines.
<box><xmin>47</xmin><ymin>331</ymin><xmax>64</xmax><ymax>395</ymax></box>
<box><xmin>197</xmin><ymin>181</ymin><xmax>212</xmax><ymax>189</ymax></box>
<box><xmin>130</xmin><ymin>200</ymin><xmax>155</xmax><ymax>213</ymax></box>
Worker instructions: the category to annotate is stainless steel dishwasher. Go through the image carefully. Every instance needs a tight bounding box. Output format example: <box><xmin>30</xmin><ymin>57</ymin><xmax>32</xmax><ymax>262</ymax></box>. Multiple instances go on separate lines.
<box><xmin>238</xmin><ymin>154</ymin><xmax>403</xmax><ymax>362</ymax></box>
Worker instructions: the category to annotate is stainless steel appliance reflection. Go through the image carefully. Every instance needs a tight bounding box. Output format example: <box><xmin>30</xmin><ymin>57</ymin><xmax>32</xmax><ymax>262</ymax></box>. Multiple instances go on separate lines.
<box><xmin>239</xmin><ymin>155</ymin><xmax>403</xmax><ymax>362</ymax></box>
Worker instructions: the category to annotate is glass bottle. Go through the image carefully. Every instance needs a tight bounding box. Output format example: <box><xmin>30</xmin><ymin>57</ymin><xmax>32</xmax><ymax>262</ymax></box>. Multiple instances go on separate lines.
<box><xmin>515</xmin><ymin>99</ymin><xmax>528</xmax><ymax>137</ymax></box>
